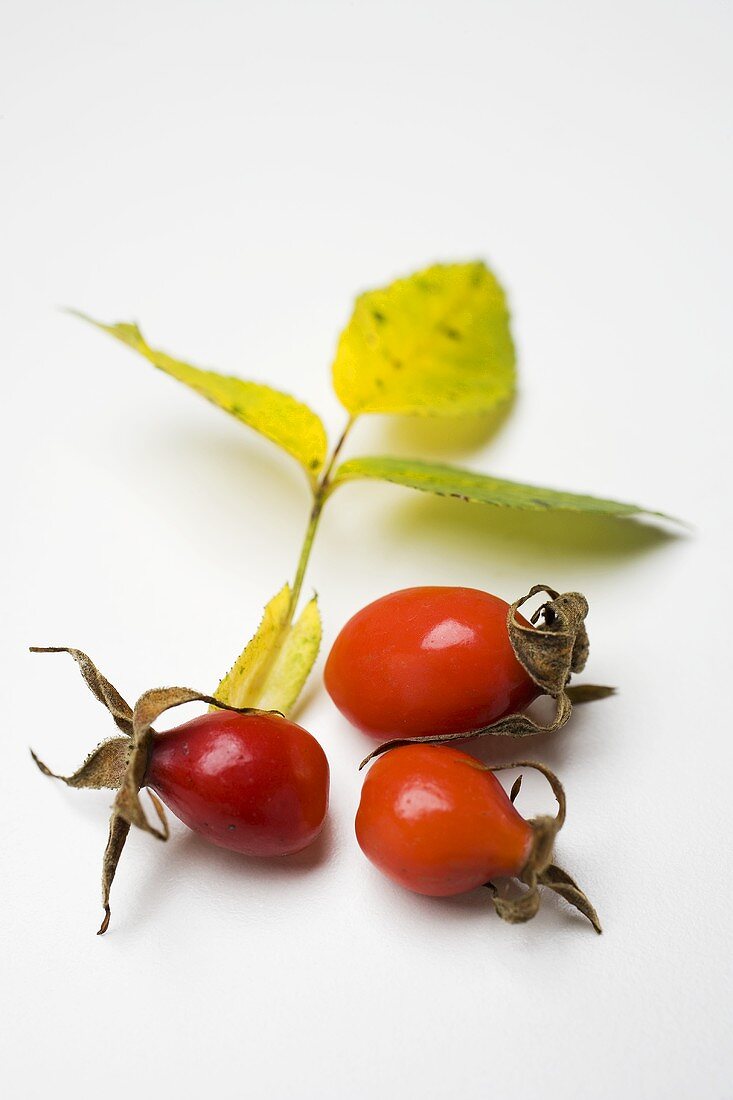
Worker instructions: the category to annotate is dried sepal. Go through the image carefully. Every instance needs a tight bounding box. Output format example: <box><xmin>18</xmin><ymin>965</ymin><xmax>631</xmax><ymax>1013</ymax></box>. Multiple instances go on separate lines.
<box><xmin>31</xmin><ymin>738</ymin><xmax>131</xmax><ymax>790</ymax></box>
<box><xmin>99</xmin><ymin>814</ymin><xmax>130</xmax><ymax>935</ymax></box>
<box><xmin>31</xmin><ymin>649</ymin><xmax>271</xmax><ymax>934</ymax></box>
<box><xmin>29</xmin><ymin>648</ymin><xmax>133</xmax><ymax>790</ymax></box>
<box><xmin>30</xmin><ymin>647</ymin><xmax>134</xmax><ymax>735</ymax></box>
<box><xmin>490</xmin><ymin>882</ymin><xmax>542</xmax><ymax>925</ymax></box>
<box><xmin>565</xmin><ymin>684</ymin><xmax>616</xmax><ymax>704</ymax></box>
<box><xmin>359</xmin><ymin>672</ymin><xmax>573</xmax><ymax>767</ymax></box>
<box><xmin>482</xmin><ymin>760</ymin><xmax>600</xmax><ymax>934</ymax></box>
<box><xmin>508</xmin><ymin>587</ymin><xmax>589</xmax><ymax>690</ymax></box>
<box><xmin>537</xmin><ymin>864</ymin><xmax>602</xmax><ymax>935</ymax></box>
<box><xmin>360</xmin><ymin>584</ymin><xmax>612</xmax><ymax>767</ymax></box>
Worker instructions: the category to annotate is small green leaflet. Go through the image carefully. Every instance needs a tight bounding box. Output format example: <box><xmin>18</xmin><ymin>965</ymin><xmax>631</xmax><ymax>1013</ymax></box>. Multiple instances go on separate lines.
<box><xmin>332</xmin><ymin>261</ymin><xmax>516</xmax><ymax>416</ymax></box>
<box><xmin>331</xmin><ymin>456</ymin><xmax>671</xmax><ymax>518</ymax></box>
<box><xmin>214</xmin><ymin>585</ymin><xmax>321</xmax><ymax>716</ymax></box>
<box><xmin>73</xmin><ymin>313</ymin><xmax>328</xmax><ymax>484</ymax></box>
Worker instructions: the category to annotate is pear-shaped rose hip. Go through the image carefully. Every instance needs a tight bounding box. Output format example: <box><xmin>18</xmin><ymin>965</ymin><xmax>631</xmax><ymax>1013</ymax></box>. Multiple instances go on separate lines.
<box><xmin>146</xmin><ymin>709</ymin><xmax>329</xmax><ymax>856</ymax></box>
<box><xmin>325</xmin><ymin>587</ymin><xmax>540</xmax><ymax>739</ymax></box>
<box><xmin>357</xmin><ymin>744</ymin><xmax>532</xmax><ymax>895</ymax></box>
<box><xmin>356</xmin><ymin>744</ymin><xmax>601</xmax><ymax>932</ymax></box>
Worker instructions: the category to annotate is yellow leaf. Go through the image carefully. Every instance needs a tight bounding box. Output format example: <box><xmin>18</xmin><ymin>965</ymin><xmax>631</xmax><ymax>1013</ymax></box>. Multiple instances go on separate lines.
<box><xmin>214</xmin><ymin>586</ymin><xmax>321</xmax><ymax>716</ymax></box>
<box><xmin>332</xmin><ymin>261</ymin><xmax>515</xmax><ymax>416</ymax></box>
<box><xmin>256</xmin><ymin>596</ymin><xmax>321</xmax><ymax>714</ymax></box>
<box><xmin>73</xmin><ymin>314</ymin><xmax>328</xmax><ymax>483</ymax></box>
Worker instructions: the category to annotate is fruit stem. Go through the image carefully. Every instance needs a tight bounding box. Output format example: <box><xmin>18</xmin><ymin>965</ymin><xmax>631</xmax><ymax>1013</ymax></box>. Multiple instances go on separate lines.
<box><xmin>288</xmin><ymin>415</ymin><xmax>356</xmax><ymax>619</ymax></box>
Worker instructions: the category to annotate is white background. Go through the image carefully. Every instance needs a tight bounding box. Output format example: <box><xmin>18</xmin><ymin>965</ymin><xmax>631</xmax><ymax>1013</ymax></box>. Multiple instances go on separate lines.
<box><xmin>2</xmin><ymin>2</ymin><xmax>731</xmax><ymax>1097</ymax></box>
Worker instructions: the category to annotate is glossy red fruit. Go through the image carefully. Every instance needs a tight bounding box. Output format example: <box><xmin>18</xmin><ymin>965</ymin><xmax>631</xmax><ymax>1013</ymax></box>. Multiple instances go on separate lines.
<box><xmin>356</xmin><ymin>744</ymin><xmax>532</xmax><ymax>896</ymax></box>
<box><xmin>325</xmin><ymin>586</ymin><xmax>539</xmax><ymax>739</ymax></box>
<box><xmin>145</xmin><ymin>709</ymin><xmax>329</xmax><ymax>856</ymax></box>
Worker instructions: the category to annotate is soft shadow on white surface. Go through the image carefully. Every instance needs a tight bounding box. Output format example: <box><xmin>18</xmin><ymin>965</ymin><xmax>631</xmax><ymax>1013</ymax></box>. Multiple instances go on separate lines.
<box><xmin>120</xmin><ymin>816</ymin><xmax>337</xmax><ymax>932</ymax></box>
<box><xmin>382</xmin><ymin>492</ymin><xmax>680</xmax><ymax>566</ymax></box>
<box><xmin>372</xmin><ymin>397</ymin><xmax>517</xmax><ymax>460</ymax></box>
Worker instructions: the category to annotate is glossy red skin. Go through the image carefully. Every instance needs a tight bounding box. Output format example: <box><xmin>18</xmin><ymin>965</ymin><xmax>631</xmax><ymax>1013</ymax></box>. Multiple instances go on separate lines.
<box><xmin>325</xmin><ymin>586</ymin><xmax>540</xmax><ymax>739</ymax></box>
<box><xmin>356</xmin><ymin>745</ymin><xmax>533</xmax><ymax>896</ymax></box>
<box><xmin>145</xmin><ymin>710</ymin><xmax>329</xmax><ymax>857</ymax></box>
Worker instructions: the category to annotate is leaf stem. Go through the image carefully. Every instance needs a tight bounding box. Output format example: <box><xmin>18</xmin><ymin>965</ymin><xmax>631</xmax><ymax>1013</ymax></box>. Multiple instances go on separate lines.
<box><xmin>288</xmin><ymin>415</ymin><xmax>356</xmax><ymax>618</ymax></box>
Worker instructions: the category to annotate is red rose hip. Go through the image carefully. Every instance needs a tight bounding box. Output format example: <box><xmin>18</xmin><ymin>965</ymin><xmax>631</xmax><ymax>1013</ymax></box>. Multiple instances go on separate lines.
<box><xmin>146</xmin><ymin>709</ymin><xmax>329</xmax><ymax>857</ymax></box>
<box><xmin>355</xmin><ymin>743</ymin><xmax>601</xmax><ymax>932</ymax></box>
<box><xmin>325</xmin><ymin>586</ymin><xmax>540</xmax><ymax>739</ymax></box>
<box><xmin>30</xmin><ymin>647</ymin><xmax>332</xmax><ymax>932</ymax></box>
<box><xmin>356</xmin><ymin>744</ymin><xmax>532</xmax><ymax>896</ymax></box>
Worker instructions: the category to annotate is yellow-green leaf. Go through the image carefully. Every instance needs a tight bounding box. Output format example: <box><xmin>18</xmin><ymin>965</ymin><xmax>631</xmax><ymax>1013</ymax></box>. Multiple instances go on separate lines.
<box><xmin>332</xmin><ymin>261</ymin><xmax>515</xmax><ymax>416</ymax></box>
<box><xmin>256</xmin><ymin>596</ymin><xmax>321</xmax><ymax>713</ymax></box>
<box><xmin>73</xmin><ymin>313</ymin><xmax>328</xmax><ymax>483</ymax></box>
<box><xmin>214</xmin><ymin>585</ymin><xmax>321</xmax><ymax>715</ymax></box>
<box><xmin>332</xmin><ymin>456</ymin><xmax>672</xmax><ymax>519</ymax></box>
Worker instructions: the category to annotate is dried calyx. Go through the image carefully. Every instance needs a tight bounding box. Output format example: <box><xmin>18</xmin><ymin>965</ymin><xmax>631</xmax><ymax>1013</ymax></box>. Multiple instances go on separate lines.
<box><xmin>485</xmin><ymin>760</ymin><xmax>601</xmax><ymax>933</ymax></box>
<box><xmin>360</xmin><ymin>584</ymin><xmax>614</xmax><ymax>766</ymax></box>
<box><xmin>29</xmin><ymin>647</ymin><xmax>269</xmax><ymax>935</ymax></box>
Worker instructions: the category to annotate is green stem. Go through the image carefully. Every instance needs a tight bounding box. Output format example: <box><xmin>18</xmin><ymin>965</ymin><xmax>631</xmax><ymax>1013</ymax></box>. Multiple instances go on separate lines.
<box><xmin>288</xmin><ymin>415</ymin><xmax>355</xmax><ymax>618</ymax></box>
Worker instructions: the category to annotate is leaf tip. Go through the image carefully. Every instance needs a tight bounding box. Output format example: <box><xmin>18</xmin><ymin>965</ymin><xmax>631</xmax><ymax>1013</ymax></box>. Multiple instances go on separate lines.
<box><xmin>65</xmin><ymin>307</ymin><xmax>108</xmax><ymax>332</ymax></box>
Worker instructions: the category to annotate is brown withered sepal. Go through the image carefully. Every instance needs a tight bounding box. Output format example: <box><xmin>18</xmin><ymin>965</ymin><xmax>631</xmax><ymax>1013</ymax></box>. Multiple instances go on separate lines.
<box><xmin>483</xmin><ymin>760</ymin><xmax>601</xmax><ymax>933</ymax></box>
